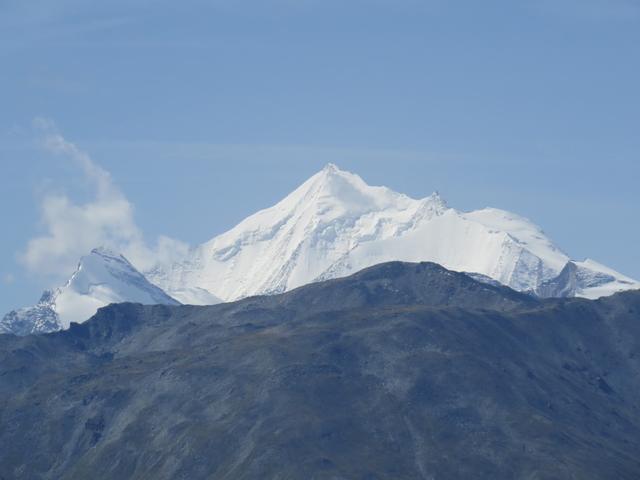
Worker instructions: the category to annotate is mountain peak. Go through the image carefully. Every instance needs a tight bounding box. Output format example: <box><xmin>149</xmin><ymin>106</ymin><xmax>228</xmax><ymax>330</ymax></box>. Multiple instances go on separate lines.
<box><xmin>291</xmin><ymin>164</ymin><xmax>414</xmax><ymax>216</ymax></box>
<box><xmin>313</xmin><ymin>162</ymin><xmax>361</xmax><ymax>187</ymax></box>
<box><xmin>71</xmin><ymin>248</ymin><xmax>138</xmax><ymax>287</ymax></box>
<box><xmin>425</xmin><ymin>191</ymin><xmax>448</xmax><ymax>210</ymax></box>
<box><xmin>0</xmin><ymin>246</ymin><xmax>181</xmax><ymax>335</ymax></box>
<box><xmin>72</xmin><ymin>248</ymin><xmax>150</xmax><ymax>292</ymax></box>
<box><xmin>181</xmin><ymin>163</ymin><xmax>634</xmax><ymax>302</ymax></box>
<box><xmin>321</xmin><ymin>162</ymin><xmax>340</xmax><ymax>173</ymax></box>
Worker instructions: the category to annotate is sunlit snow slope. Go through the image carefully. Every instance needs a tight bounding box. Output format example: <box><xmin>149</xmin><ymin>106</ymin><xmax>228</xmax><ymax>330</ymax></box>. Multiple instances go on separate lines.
<box><xmin>148</xmin><ymin>164</ymin><xmax>639</xmax><ymax>303</ymax></box>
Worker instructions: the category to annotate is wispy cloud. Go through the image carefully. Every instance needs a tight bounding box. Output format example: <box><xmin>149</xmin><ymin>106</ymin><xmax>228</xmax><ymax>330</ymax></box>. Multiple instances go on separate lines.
<box><xmin>21</xmin><ymin>118</ymin><xmax>188</xmax><ymax>280</ymax></box>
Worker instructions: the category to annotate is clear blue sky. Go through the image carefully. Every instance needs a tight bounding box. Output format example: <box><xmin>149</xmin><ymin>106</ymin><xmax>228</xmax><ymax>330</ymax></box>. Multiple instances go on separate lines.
<box><xmin>1</xmin><ymin>0</ymin><xmax>639</xmax><ymax>314</ymax></box>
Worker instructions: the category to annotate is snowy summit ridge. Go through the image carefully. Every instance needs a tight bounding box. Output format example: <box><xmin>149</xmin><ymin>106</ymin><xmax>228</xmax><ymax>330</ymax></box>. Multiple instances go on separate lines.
<box><xmin>147</xmin><ymin>163</ymin><xmax>638</xmax><ymax>304</ymax></box>
<box><xmin>148</xmin><ymin>164</ymin><xmax>450</xmax><ymax>302</ymax></box>
<box><xmin>3</xmin><ymin>164</ymin><xmax>639</xmax><ymax>335</ymax></box>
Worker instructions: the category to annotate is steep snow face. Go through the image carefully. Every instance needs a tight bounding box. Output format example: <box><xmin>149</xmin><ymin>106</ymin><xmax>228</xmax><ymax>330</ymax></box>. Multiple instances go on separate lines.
<box><xmin>148</xmin><ymin>164</ymin><xmax>446</xmax><ymax>301</ymax></box>
<box><xmin>1</xmin><ymin>248</ymin><xmax>180</xmax><ymax>334</ymax></box>
<box><xmin>146</xmin><ymin>164</ymin><xmax>639</xmax><ymax>302</ymax></box>
<box><xmin>54</xmin><ymin>247</ymin><xmax>180</xmax><ymax>328</ymax></box>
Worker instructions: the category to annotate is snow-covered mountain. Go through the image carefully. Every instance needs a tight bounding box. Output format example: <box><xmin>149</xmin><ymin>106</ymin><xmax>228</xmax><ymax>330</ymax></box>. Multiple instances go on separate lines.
<box><xmin>3</xmin><ymin>164</ymin><xmax>639</xmax><ymax>335</ymax></box>
<box><xmin>1</xmin><ymin>248</ymin><xmax>179</xmax><ymax>335</ymax></box>
<box><xmin>148</xmin><ymin>163</ymin><xmax>639</xmax><ymax>303</ymax></box>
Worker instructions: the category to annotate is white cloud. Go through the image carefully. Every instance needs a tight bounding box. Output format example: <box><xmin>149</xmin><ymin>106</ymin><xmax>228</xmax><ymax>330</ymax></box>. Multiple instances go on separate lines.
<box><xmin>20</xmin><ymin>119</ymin><xmax>188</xmax><ymax>280</ymax></box>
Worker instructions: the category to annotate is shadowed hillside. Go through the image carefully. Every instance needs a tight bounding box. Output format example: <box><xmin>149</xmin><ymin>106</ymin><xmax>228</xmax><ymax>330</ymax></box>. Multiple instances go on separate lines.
<box><xmin>1</xmin><ymin>262</ymin><xmax>639</xmax><ymax>479</ymax></box>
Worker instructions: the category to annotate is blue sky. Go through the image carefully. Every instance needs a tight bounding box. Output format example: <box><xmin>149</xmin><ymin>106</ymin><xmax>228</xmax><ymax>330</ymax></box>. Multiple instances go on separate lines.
<box><xmin>1</xmin><ymin>0</ymin><xmax>639</xmax><ymax>313</ymax></box>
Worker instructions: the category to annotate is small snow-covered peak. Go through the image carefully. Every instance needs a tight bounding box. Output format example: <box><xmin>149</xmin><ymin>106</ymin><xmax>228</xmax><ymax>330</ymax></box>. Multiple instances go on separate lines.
<box><xmin>72</xmin><ymin>248</ymin><xmax>145</xmax><ymax>291</ymax></box>
<box><xmin>2</xmin><ymin>246</ymin><xmax>179</xmax><ymax>334</ymax></box>
<box><xmin>59</xmin><ymin>247</ymin><xmax>179</xmax><ymax>329</ymax></box>
<box><xmin>69</xmin><ymin>248</ymin><xmax>138</xmax><ymax>288</ymax></box>
<box><xmin>410</xmin><ymin>191</ymin><xmax>449</xmax><ymax>221</ymax></box>
<box><xmin>425</xmin><ymin>191</ymin><xmax>448</xmax><ymax>210</ymax></box>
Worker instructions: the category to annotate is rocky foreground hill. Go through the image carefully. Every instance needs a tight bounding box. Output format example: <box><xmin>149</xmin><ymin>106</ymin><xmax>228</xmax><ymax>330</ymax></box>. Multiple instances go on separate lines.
<box><xmin>1</xmin><ymin>262</ymin><xmax>639</xmax><ymax>479</ymax></box>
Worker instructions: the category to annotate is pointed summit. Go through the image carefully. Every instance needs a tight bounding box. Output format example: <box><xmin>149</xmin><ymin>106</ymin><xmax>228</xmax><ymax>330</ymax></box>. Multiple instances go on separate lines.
<box><xmin>1</xmin><ymin>248</ymin><xmax>179</xmax><ymax>335</ymax></box>
<box><xmin>276</xmin><ymin>163</ymin><xmax>416</xmax><ymax>219</ymax></box>
<box><xmin>183</xmin><ymin>165</ymin><xmax>455</xmax><ymax>301</ymax></box>
<box><xmin>322</xmin><ymin>162</ymin><xmax>339</xmax><ymax>173</ymax></box>
<box><xmin>53</xmin><ymin>248</ymin><xmax>179</xmax><ymax>328</ymax></box>
<box><xmin>426</xmin><ymin>191</ymin><xmax>448</xmax><ymax>210</ymax></box>
<box><xmin>312</xmin><ymin>162</ymin><xmax>360</xmax><ymax>185</ymax></box>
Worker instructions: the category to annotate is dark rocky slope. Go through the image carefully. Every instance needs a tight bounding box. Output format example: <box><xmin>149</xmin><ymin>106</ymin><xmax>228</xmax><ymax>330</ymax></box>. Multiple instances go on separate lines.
<box><xmin>1</xmin><ymin>262</ymin><xmax>639</xmax><ymax>479</ymax></box>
